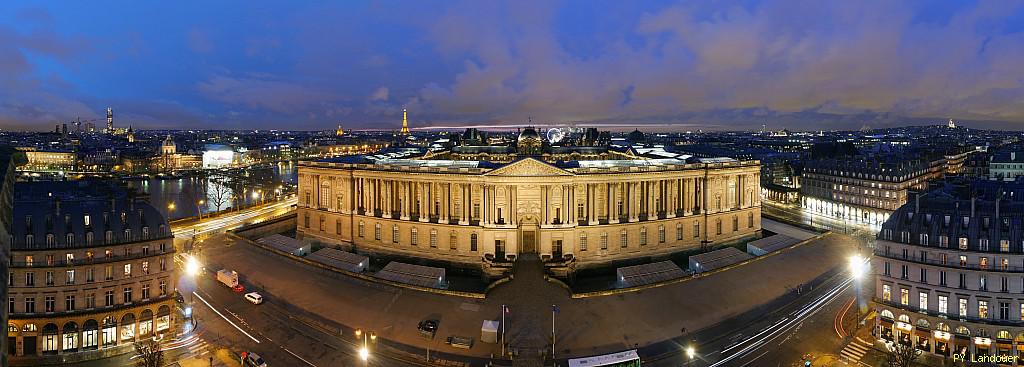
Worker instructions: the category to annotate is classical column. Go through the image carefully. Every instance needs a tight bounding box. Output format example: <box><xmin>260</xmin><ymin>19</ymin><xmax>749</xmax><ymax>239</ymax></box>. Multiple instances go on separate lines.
<box><xmin>510</xmin><ymin>185</ymin><xmax>517</xmax><ymax>225</ymax></box>
<box><xmin>587</xmin><ymin>184</ymin><xmax>597</xmax><ymax>225</ymax></box>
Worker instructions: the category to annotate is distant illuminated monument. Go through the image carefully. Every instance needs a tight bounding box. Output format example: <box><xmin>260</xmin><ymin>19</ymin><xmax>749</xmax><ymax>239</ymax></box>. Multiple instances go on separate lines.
<box><xmin>336</xmin><ymin>125</ymin><xmax>345</xmax><ymax>136</ymax></box>
<box><xmin>400</xmin><ymin>108</ymin><xmax>411</xmax><ymax>135</ymax></box>
<box><xmin>947</xmin><ymin>118</ymin><xmax>957</xmax><ymax>129</ymax></box>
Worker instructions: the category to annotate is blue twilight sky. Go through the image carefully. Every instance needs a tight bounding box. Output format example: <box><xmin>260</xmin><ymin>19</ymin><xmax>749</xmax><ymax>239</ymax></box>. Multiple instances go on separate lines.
<box><xmin>2</xmin><ymin>1</ymin><xmax>1024</xmax><ymax>131</ymax></box>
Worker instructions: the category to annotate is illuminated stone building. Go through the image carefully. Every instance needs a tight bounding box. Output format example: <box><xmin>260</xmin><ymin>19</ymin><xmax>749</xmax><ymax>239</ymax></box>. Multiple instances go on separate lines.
<box><xmin>296</xmin><ymin>128</ymin><xmax>762</xmax><ymax>274</ymax></box>
<box><xmin>6</xmin><ymin>182</ymin><xmax>177</xmax><ymax>364</ymax></box>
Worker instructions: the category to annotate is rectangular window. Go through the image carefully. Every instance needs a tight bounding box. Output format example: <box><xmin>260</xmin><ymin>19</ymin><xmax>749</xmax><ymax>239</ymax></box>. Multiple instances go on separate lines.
<box><xmin>693</xmin><ymin>222</ymin><xmax>699</xmax><ymax>238</ymax></box>
<box><xmin>411</xmin><ymin>229</ymin><xmax>418</xmax><ymax>246</ymax></box>
<box><xmin>105</xmin><ymin>291</ymin><xmax>114</xmax><ymax>306</ymax></box>
<box><xmin>86</xmin><ymin>294</ymin><xmax>95</xmax><ymax>309</ymax></box>
<box><xmin>601</xmin><ymin>233</ymin><xmax>609</xmax><ymax>250</ymax></box>
<box><xmin>1001</xmin><ymin>240</ymin><xmax>1011</xmax><ymax>252</ymax></box>
<box><xmin>65</xmin><ymin>270</ymin><xmax>75</xmax><ymax>284</ymax></box>
<box><xmin>639</xmin><ymin>229</ymin><xmax>647</xmax><ymax>246</ymax></box>
<box><xmin>939</xmin><ymin>271</ymin><xmax>947</xmax><ymax>286</ymax></box>
<box><xmin>959</xmin><ymin>298</ymin><xmax>968</xmax><ymax>317</ymax></box>
<box><xmin>45</xmin><ymin>296</ymin><xmax>55</xmax><ymax>313</ymax></box>
<box><xmin>450</xmin><ymin>234</ymin><xmax>457</xmax><ymax>250</ymax></box>
<box><xmin>676</xmin><ymin>224</ymin><xmax>683</xmax><ymax>240</ymax></box>
<box><xmin>123</xmin><ymin>287</ymin><xmax>133</xmax><ymax>304</ymax></box>
<box><xmin>430</xmin><ymin>230</ymin><xmax>437</xmax><ymax>248</ymax></box>
<box><xmin>620</xmin><ymin>230</ymin><xmax>628</xmax><ymax>248</ymax></box>
<box><xmin>358</xmin><ymin>222</ymin><xmax>365</xmax><ymax>237</ymax></box>
<box><xmin>919</xmin><ymin>268</ymin><xmax>927</xmax><ymax>283</ymax></box>
<box><xmin>938</xmin><ymin>295</ymin><xmax>948</xmax><ymax>314</ymax></box>
<box><xmin>25</xmin><ymin>297</ymin><xmax>34</xmax><ymax>313</ymax></box>
<box><xmin>882</xmin><ymin>284</ymin><xmax>891</xmax><ymax>301</ymax></box>
<box><xmin>142</xmin><ymin>283</ymin><xmax>150</xmax><ymax>299</ymax></box>
<box><xmin>124</xmin><ymin>264</ymin><xmax>132</xmax><ymax>277</ymax></box>
<box><xmin>1000</xmin><ymin>302</ymin><xmax>1010</xmax><ymax>320</ymax></box>
<box><xmin>374</xmin><ymin>224</ymin><xmax>381</xmax><ymax>241</ymax></box>
<box><xmin>392</xmin><ymin>226</ymin><xmax>399</xmax><ymax>243</ymax></box>
<box><xmin>658</xmin><ymin>226</ymin><xmax>665</xmax><ymax>243</ymax></box>
<box><xmin>579</xmin><ymin>233</ymin><xmax>587</xmax><ymax>251</ymax></box>
<box><xmin>470</xmin><ymin>234</ymin><xmax>478</xmax><ymax>252</ymax></box>
<box><xmin>900</xmin><ymin>288</ymin><xmax>909</xmax><ymax>305</ymax></box>
<box><xmin>959</xmin><ymin>237</ymin><xmax>968</xmax><ymax>250</ymax></box>
<box><xmin>883</xmin><ymin>262</ymin><xmax>890</xmax><ymax>276</ymax></box>
<box><xmin>65</xmin><ymin>295</ymin><xmax>75</xmax><ymax>311</ymax></box>
<box><xmin>26</xmin><ymin>272</ymin><xmax>34</xmax><ymax>286</ymax></box>
<box><xmin>919</xmin><ymin>292</ymin><xmax>928</xmax><ymax>310</ymax></box>
<box><xmin>979</xmin><ymin>300</ymin><xmax>989</xmax><ymax>319</ymax></box>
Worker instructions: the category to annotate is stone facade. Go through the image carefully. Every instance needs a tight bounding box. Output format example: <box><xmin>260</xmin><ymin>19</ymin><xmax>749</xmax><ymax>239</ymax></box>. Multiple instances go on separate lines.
<box><xmin>6</xmin><ymin>182</ymin><xmax>177</xmax><ymax>365</ymax></box>
<box><xmin>297</xmin><ymin>151</ymin><xmax>761</xmax><ymax>271</ymax></box>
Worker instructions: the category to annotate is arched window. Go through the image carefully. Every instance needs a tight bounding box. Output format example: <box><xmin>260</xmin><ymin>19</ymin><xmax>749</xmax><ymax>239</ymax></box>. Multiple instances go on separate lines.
<box><xmin>86</xmin><ymin>232</ymin><xmax>94</xmax><ymax>246</ymax></box>
<box><xmin>123</xmin><ymin>229</ymin><xmax>131</xmax><ymax>242</ymax></box>
<box><xmin>66</xmin><ymin>233</ymin><xmax>74</xmax><ymax>246</ymax></box>
<box><xmin>105</xmin><ymin>230</ymin><xmax>113</xmax><ymax>244</ymax></box>
<box><xmin>62</xmin><ymin>321</ymin><xmax>79</xmax><ymax>352</ymax></box>
<box><xmin>46</xmin><ymin>234</ymin><xmax>55</xmax><ymax>247</ymax></box>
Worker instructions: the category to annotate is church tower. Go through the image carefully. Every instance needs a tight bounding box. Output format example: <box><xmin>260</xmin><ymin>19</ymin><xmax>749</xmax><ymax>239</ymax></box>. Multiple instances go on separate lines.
<box><xmin>400</xmin><ymin>108</ymin><xmax>410</xmax><ymax>135</ymax></box>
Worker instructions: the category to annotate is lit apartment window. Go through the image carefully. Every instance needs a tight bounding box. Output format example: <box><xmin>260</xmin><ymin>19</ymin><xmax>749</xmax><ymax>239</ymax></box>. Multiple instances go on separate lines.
<box><xmin>938</xmin><ymin>295</ymin><xmax>947</xmax><ymax>314</ymax></box>
<box><xmin>979</xmin><ymin>300</ymin><xmax>989</xmax><ymax>319</ymax></box>
<box><xmin>919</xmin><ymin>292</ymin><xmax>928</xmax><ymax>310</ymax></box>
<box><xmin>959</xmin><ymin>237</ymin><xmax>968</xmax><ymax>250</ymax></box>
<box><xmin>1001</xmin><ymin>240</ymin><xmax>1011</xmax><ymax>252</ymax></box>
<box><xmin>882</xmin><ymin>284</ymin><xmax>891</xmax><ymax>301</ymax></box>
<box><xmin>900</xmin><ymin>289</ymin><xmax>909</xmax><ymax>305</ymax></box>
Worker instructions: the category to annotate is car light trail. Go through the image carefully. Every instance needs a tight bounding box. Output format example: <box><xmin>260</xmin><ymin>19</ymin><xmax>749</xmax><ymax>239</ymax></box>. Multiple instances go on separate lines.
<box><xmin>711</xmin><ymin>278</ymin><xmax>851</xmax><ymax>367</ymax></box>
<box><xmin>192</xmin><ymin>291</ymin><xmax>261</xmax><ymax>343</ymax></box>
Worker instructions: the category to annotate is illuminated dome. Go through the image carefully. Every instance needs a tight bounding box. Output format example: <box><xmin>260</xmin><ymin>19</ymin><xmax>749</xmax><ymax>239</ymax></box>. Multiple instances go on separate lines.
<box><xmin>517</xmin><ymin>127</ymin><xmax>542</xmax><ymax>155</ymax></box>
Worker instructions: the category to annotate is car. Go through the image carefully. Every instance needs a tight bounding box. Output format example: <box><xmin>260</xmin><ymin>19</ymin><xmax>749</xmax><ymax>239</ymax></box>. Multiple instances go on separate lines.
<box><xmin>232</xmin><ymin>284</ymin><xmax>246</xmax><ymax>293</ymax></box>
<box><xmin>243</xmin><ymin>352</ymin><xmax>268</xmax><ymax>367</ymax></box>
<box><xmin>418</xmin><ymin>319</ymin><xmax>438</xmax><ymax>338</ymax></box>
<box><xmin>244</xmin><ymin>292</ymin><xmax>264</xmax><ymax>305</ymax></box>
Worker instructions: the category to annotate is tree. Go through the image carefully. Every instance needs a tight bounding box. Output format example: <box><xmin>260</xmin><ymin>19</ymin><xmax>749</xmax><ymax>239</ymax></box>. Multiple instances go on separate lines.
<box><xmin>207</xmin><ymin>178</ymin><xmax>231</xmax><ymax>212</ymax></box>
<box><xmin>885</xmin><ymin>341</ymin><xmax>921</xmax><ymax>367</ymax></box>
<box><xmin>133</xmin><ymin>338</ymin><xmax>164</xmax><ymax>367</ymax></box>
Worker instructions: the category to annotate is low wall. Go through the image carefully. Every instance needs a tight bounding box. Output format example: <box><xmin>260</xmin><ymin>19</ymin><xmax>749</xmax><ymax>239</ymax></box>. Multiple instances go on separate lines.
<box><xmin>570</xmin><ymin>231</ymin><xmax>831</xmax><ymax>298</ymax></box>
<box><xmin>231</xmin><ymin>213</ymin><xmax>297</xmax><ymax>240</ymax></box>
<box><xmin>231</xmin><ymin>232</ymin><xmax>486</xmax><ymax>299</ymax></box>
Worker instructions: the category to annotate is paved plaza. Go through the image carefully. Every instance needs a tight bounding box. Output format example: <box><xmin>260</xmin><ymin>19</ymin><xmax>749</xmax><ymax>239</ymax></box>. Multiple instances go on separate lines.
<box><xmin>195</xmin><ymin>225</ymin><xmax>859</xmax><ymax>361</ymax></box>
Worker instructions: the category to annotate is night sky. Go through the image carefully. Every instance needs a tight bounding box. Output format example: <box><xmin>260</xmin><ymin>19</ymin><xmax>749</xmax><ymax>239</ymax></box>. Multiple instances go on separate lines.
<box><xmin>2</xmin><ymin>1</ymin><xmax>1024</xmax><ymax>131</ymax></box>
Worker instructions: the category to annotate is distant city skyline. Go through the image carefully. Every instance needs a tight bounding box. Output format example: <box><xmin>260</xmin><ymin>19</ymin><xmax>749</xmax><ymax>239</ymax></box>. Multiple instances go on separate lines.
<box><xmin>2</xmin><ymin>1</ymin><xmax>1024</xmax><ymax>131</ymax></box>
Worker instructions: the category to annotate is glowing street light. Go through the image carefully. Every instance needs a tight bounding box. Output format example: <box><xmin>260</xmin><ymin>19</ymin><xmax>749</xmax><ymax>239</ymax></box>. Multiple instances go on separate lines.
<box><xmin>168</xmin><ymin>202</ymin><xmax>176</xmax><ymax>211</ymax></box>
<box><xmin>185</xmin><ymin>255</ymin><xmax>201</xmax><ymax>277</ymax></box>
<box><xmin>358</xmin><ymin>346</ymin><xmax>369</xmax><ymax>361</ymax></box>
<box><xmin>849</xmin><ymin>255</ymin><xmax>867</xmax><ymax>280</ymax></box>
<box><xmin>685</xmin><ymin>346</ymin><xmax>696</xmax><ymax>366</ymax></box>
<box><xmin>849</xmin><ymin>254</ymin><xmax>869</xmax><ymax>331</ymax></box>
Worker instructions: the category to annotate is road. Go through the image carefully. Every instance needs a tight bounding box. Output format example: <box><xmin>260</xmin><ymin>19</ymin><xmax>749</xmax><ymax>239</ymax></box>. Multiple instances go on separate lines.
<box><xmin>172</xmin><ymin>196</ymin><xmax>297</xmax><ymax>239</ymax></box>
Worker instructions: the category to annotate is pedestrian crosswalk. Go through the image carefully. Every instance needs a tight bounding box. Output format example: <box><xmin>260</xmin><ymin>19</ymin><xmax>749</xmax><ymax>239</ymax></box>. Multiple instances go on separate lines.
<box><xmin>187</xmin><ymin>339</ymin><xmax>210</xmax><ymax>357</ymax></box>
<box><xmin>840</xmin><ymin>337</ymin><xmax>872</xmax><ymax>363</ymax></box>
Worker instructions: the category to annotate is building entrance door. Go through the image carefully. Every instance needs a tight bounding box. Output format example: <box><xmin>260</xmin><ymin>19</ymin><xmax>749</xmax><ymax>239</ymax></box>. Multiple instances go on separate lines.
<box><xmin>522</xmin><ymin>231</ymin><xmax>536</xmax><ymax>253</ymax></box>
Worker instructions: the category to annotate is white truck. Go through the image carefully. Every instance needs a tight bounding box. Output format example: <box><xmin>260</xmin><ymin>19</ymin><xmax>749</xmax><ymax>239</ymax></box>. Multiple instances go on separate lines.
<box><xmin>216</xmin><ymin>269</ymin><xmax>239</xmax><ymax>288</ymax></box>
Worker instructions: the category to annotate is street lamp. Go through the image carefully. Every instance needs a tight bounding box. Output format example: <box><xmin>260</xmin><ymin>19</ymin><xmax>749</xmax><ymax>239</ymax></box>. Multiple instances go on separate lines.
<box><xmin>185</xmin><ymin>255</ymin><xmax>202</xmax><ymax>329</ymax></box>
<box><xmin>849</xmin><ymin>255</ymin><xmax>869</xmax><ymax>331</ymax></box>
<box><xmin>197</xmin><ymin>200</ymin><xmax>205</xmax><ymax>219</ymax></box>
<box><xmin>685</xmin><ymin>346</ymin><xmax>695</xmax><ymax>366</ymax></box>
<box><xmin>355</xmin><ymin>329</ymin><xmax>372</xmax><ymax>363</ymax></box>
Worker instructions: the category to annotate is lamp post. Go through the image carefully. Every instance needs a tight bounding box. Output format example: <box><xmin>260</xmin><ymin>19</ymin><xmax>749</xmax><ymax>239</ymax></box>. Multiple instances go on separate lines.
<box><xmin>685</xmin><ymin>346</ymin><xmax>695</xmax><ymax>367</ymax></box>
<box><xmin>185</xmin><ymin>255</ymin><xmax>202</xmax><ymax>329</ymax></box>
<box><xmin>197</xmin><ymin>200</ymin><xmax>205</xmax><ymax>220</ymax></box>
<box><xmin>355</xmin><ymin>329</ymin><xmax>373</xmax><ymax>365</ymax></box>
<box><xmin>849</xmin><ymin>254</ymin><xmax>868</xmax><ymax>331</ymax></box>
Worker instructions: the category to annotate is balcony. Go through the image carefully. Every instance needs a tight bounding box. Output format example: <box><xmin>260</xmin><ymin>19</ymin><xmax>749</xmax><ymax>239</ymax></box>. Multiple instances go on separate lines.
<box><xmin>875</xmin><ymin>297</ymin><xmax>1024</xmax><ymax>327</ymax></box>
<box><xmin>874</xmin><ymin>249</ymin><xmax>1024</xmax><ymax>273</ymax></box>
<box><xmin>10</xmin><ymin>249</ymin><xmax>175</xmax><ymax>268</ymax></box>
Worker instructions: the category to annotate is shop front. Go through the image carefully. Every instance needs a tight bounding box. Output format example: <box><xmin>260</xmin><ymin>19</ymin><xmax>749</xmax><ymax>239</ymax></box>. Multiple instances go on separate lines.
<box><xmin>915</xmin><ymin>328</ymin><xmax>931</xmax><ymax>353</ymax></box>
<box><xmin>933</xmin><ymin>330</ymin><xmax>951</xmax><ymax>357</ymax></box>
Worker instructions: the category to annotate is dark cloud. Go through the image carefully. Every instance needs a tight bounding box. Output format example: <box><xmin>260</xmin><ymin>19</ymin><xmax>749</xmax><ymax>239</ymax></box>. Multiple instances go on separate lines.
<box><xmin>2</xmin><ymin>1</ymin><xmax>1024</xmax><ymax>131</ymax></box>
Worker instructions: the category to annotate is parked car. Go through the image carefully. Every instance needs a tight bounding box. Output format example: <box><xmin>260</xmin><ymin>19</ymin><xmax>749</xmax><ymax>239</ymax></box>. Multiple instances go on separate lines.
<box><xmin>244</xmin><ymin>352</ymin><xmax>268</xmax><ymax>367</ymax></box>
<box><xmin>244</xmin><ymin>292</ymin><xmax>264</xmax><ymax>305</ymax></box>
<box><xmin>418</xmin><ymin>319</ymin><xmax>438</xmax><ymax>338</ymax></box>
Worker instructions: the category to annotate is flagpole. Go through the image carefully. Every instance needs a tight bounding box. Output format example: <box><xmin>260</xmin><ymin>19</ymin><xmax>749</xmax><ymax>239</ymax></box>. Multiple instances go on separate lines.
<box><xmin>501</xmin><ymin>304</ymin><xmax>506</xmax><ymax>358</ymax></box>
<box><xmin>551</xmin><ymin>305</ymin><xmax>556</xmax><ymax>359</ymax></box>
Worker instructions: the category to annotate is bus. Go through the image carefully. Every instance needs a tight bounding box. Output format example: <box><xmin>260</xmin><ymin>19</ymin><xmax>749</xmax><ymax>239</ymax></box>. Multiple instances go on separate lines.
<box><xmin>568</xmin><ymin>349</ymin><xmax>641</xmax><ymax>367</ymax></box>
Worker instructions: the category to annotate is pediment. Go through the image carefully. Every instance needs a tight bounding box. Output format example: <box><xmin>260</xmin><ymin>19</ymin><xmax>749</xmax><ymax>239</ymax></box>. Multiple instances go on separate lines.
<box><xmin>484</xmin><ymin>158</ymin><xmax>572</xmax><ymax>177</ymax></box>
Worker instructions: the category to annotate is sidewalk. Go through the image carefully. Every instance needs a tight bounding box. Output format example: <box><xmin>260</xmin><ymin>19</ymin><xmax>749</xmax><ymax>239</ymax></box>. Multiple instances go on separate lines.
<box><xmin>172</xmin><ymin>348</ymin><xmax>241</xmax><ymax>367</ymax></box>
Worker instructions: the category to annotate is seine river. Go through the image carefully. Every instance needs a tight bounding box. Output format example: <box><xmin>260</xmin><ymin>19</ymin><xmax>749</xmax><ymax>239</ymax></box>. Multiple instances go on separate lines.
<box><xmin>125</xmin><ymin>161</ymin><xmax>298</xmax><ymax>221</ymax></box>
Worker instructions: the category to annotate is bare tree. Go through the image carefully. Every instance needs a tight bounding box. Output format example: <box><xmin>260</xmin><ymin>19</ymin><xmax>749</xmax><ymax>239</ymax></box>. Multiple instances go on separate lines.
<box><xmin>885</xmin><ymin>341</ymin><xmax>922</xmax><ymax>367</ymax></box>
<box><xmin>133</xmin><ymin>338</ymin><xmax>164</xmax><ymax>367</ymax></box>
<box><xmin>207</xmin><ymin>178</ymin><xmax>231</xmax><ymax>213</ymax></box>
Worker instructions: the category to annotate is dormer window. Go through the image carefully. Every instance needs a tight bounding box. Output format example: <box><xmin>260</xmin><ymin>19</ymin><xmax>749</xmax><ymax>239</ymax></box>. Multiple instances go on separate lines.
<box><xmin>944</xmin><ymin>215</ymin><xmax>950</xmax><ymax>227</ymax></box>
<box><xmin>962</xmin><ymin>217</ymin><xmax>969</xmax><ymax>228</ymax></box>
<box><xmin>84</xmin><ymin>215</ymin><xmax>90</xmax><ymax>227</ymax></box>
